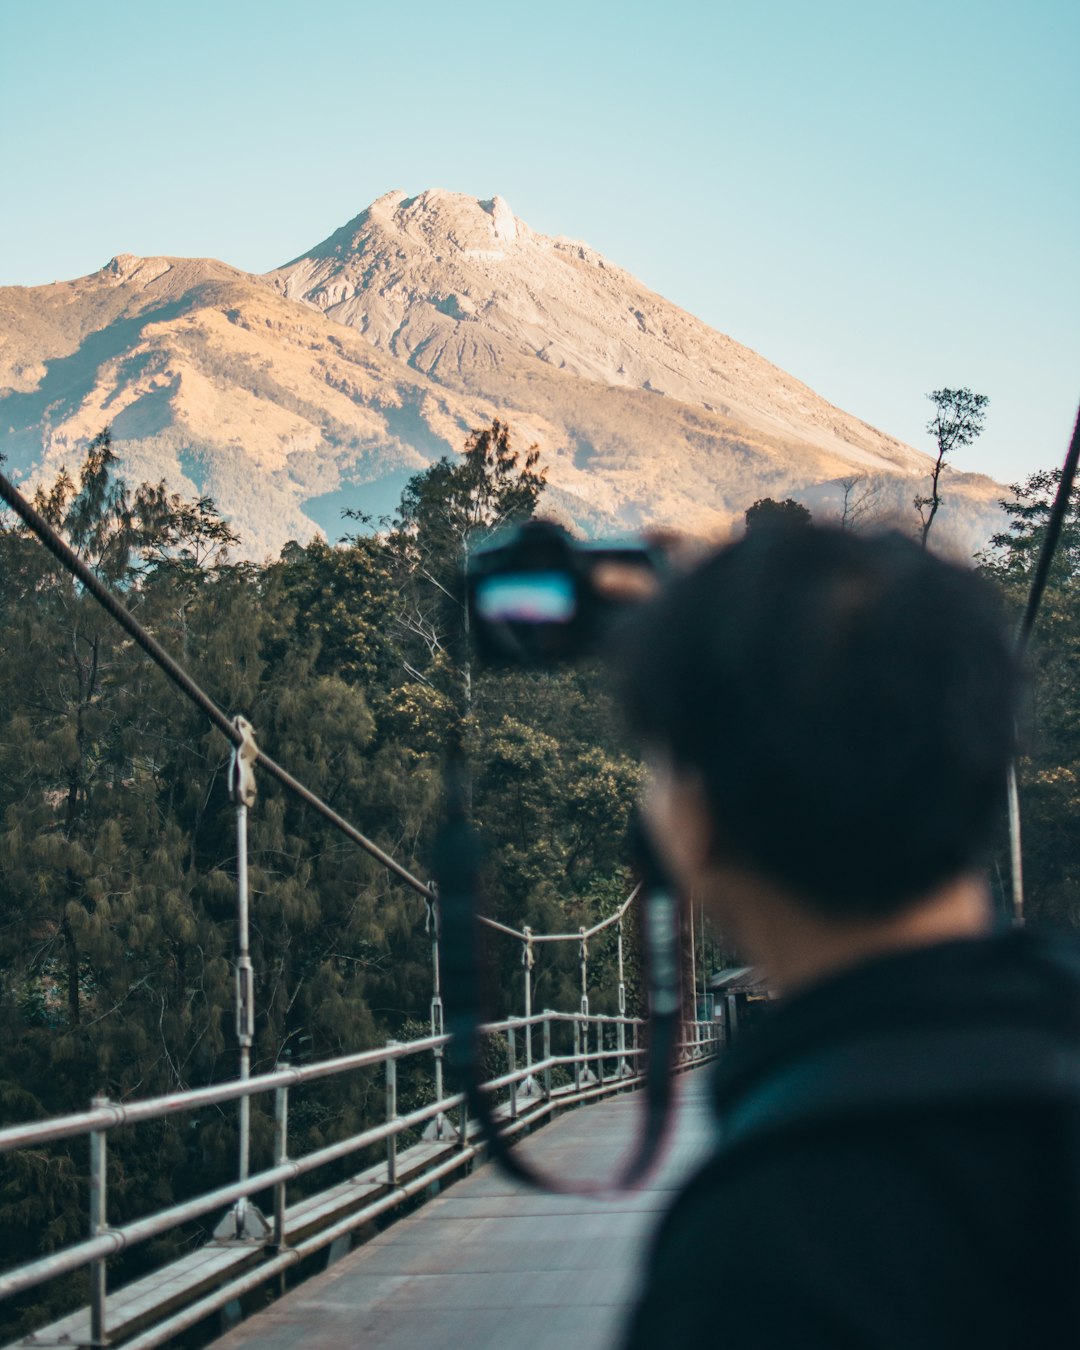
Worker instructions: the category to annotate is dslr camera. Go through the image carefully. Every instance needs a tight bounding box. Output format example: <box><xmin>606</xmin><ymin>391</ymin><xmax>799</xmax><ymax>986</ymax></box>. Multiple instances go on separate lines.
<box><xmin>467</xmin><ymin>519</ymin><xmax>662</xmax><ymax>666</ymax></box>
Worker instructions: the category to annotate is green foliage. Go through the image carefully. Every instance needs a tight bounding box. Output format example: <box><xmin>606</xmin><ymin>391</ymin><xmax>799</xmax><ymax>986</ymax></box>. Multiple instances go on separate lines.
<box><xmin>744</xmin><ymin>497</ymin><xmax>812</xmax><ymax>531</ymax></box>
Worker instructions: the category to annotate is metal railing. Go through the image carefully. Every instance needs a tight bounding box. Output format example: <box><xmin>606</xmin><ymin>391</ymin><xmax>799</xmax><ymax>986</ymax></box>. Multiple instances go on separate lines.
<box><xmin>0</xmin><ymin>1010</ymin><xmax>719</xmax><ymax>1349</ymax></box>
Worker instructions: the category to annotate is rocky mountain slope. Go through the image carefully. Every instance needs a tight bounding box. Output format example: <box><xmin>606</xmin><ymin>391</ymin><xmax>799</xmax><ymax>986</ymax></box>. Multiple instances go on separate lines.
<box><xmin>0</xmin><ymin>191</ymin><xmax>1002</xmax><ymax>558</ymax></box>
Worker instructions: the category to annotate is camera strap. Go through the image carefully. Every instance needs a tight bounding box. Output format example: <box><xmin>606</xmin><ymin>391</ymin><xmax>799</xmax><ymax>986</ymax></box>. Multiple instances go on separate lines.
<box><xmin>435</xmin><ymin>763</ymin><xmax>683</xmax><ymax>1194</ymax></box>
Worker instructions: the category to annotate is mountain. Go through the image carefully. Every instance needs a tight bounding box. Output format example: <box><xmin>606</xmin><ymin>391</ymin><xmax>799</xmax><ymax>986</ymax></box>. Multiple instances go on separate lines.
<box><xmin>0</xmin><ymin>255</ymin><xmax>493</xmax><ymax>556</ymax></box>
<box><xmin>0</xmin><ymin>191</ymin><xmax>1002</xmax><ymax>557</ymax></box>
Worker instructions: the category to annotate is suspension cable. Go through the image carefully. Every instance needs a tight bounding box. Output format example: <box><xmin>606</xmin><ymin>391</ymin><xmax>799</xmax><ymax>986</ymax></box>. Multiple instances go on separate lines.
<box><xmin>476</xmin><ymin>888</ymin><xmax>639</xmax><ymax>944</ymax></box>
<box><xmin>0</xmin><ymin>468</ymin><xmax>432</xmax><ymax>899</ymax></box>
<box><xmin>1016</xmin><ymin>402</ymin><xmax>1080</xmax><ymax>656</ymax></box>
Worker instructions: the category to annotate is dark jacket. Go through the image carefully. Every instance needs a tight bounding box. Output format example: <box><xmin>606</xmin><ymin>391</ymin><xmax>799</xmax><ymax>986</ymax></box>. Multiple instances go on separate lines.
<box><xmin>623</xmin><ymin>930</ymin><xmax>1080</xmax><ymax>1348</ymax></box>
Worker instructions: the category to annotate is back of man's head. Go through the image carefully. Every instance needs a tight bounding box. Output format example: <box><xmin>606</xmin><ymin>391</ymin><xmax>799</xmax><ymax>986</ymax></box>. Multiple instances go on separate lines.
<box><xmin>621</xmin><ymin>525</ymin><xmax>1020</xmax><ymax>918</ymax></box>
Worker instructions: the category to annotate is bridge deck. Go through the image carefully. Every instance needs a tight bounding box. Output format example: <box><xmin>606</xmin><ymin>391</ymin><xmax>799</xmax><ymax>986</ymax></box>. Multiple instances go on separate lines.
<box><xmin>217</xmin><ymin>1068</ymin><xmax>715</xmax><ymax>1350</ymax></box>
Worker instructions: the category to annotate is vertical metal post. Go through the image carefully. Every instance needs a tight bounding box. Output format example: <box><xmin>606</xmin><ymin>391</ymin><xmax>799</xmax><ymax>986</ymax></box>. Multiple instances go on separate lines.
<box><xmin>225</xmin><ymin>715</ymin><xmax>259</xmax><ymax>1241</ymax></box>
<box><xmin>578</xmin><ymin>927</ymin><xmax>589</xmax><ymax>1017</ymax></box>
<box><xmin>617</xmin><ymin>918</ymin><xmax>628</xmax><ymax>1077</ymax></box>
<box><xmin>89</xmin><ymin>1096</ymin><xmax>108</xmax><ymax>1346</ymax></box>
<box><xmin>521</xmin><ymin>929</ymin><xmax>536</xmax><ymax>1098</ymax></box>
<box><xmin>427</xmin><ymin>888</ymin><xmax>447</xmax><ymax>1137</ymax></box>
<box><xmin>596</xmin><ymin>1021</ymin><xmax>605</xmax><ymax>1086</ymax></box>
<box><xmin>1007</xmin><ymin>761</ymin><xmax>1024</xmax><ymax>924</ymax></box>
<box><xmin>507</xmin><ymin>1026</ymin><xmax>518</xmax><ymax>1120</ymax></box>
<box><xmin>702</xmin><ymin>902</ymin><xmax>710</xmax><ymax>1057</ymax></box>
<box><xmin>273</xmin><ymin>1081</ymin><xmax>289</xmax><ymax>1251</ymax></box>
<box><xmin>235</xmin><ymin>799</ymin><xmax>254</xmax><ymax>1232</ymax></box>
<box><xmin>572</xmin><ymin>1018</ymin><xmax>582</xmax><ymax>1093</ymax></box>
<box><xmin>522</xmin><ymin>928</ymin><xmax>534</xmax><ymax>1068</ymax></box>
<box><xmin>385</xmin><ymin>1045</ymin><xmax>398</xmax><ymax>1186</ymax></box>
<box><xmin>688</xmin><ymin>898</ymin><xmax>698</xmax><ymax>1030</ymax></box>
<box><xmin>542</xmin><ymin>1013</ymin><xmax>552</xmax><ymax>1101</ymax></box>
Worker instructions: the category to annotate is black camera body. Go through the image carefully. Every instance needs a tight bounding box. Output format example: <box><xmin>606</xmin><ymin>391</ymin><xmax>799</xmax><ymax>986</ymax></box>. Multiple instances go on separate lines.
<box><xmin>468</xmin><ymin>519</ymin><xmax>660</xmax><ymax>666</ymax></box>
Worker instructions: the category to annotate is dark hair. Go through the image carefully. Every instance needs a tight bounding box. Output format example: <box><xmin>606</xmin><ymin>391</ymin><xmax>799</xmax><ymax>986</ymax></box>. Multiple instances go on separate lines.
<box><xmin>620</xmin><ymin>526</ymin><xmax>1020</xmax><ymax>917</ymax></box>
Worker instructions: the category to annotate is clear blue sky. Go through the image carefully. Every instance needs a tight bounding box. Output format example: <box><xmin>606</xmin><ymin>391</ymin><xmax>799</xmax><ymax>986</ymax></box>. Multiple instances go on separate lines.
<box><xmin>1</xmin><ymin>0</ymin><xmax>1076</xmax><ymax>485</ymax></box>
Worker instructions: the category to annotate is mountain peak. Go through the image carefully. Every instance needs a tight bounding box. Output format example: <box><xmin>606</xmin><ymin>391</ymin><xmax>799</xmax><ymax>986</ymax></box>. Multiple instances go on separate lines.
<box><xmin>1</xmin><ymin>192</ymin><xmax>1004</xmax><ymax>562</ymax></box>
<box><xmin>101</xmin><ymin>254</ymin><xmax>173</xmax><ymax>286</ymax></box>
<box><xmin>284</xmin><ymin>189</ymin><xmax>523</xmax><ymax>273</ymax></box>
<box><xmin>267</xmin><ymin>189</ymin><xmax>930</xmax><ymax>480</ymax></box>
<box><xmin>480</xmin><ymin>195</ymin><xmax>518</xmax><ymax>242</ymax></box>
<box><xmin>379</xmin><ymin>188</ymin><xmax>522</xmax><ymax>256</ymax></box>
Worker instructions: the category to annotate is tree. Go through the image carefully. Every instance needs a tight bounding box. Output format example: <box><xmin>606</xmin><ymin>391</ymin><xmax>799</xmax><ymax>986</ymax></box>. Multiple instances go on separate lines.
<box><xmin>916</xmin><ymin>388</ymin><xmax>988</xmax><ymax>547</ymax></box>
<box><xmin>266</xmin><ymin>537</ymin><xmax>398</xmax><ymax>689</ymax></box>
<box><xmin>384</xmin><ymin>420</ymin><xmax>546</xmax><ymax>718</ymax></box>
<box><xmin>744</xmin><ymin>497</ymin><xmax>812</xmax><ymax>532</ymax></box>
<box><xmin>838</xmin><ymin>475</ymin><xmax>885</xmax><ymax>532</ymax></box>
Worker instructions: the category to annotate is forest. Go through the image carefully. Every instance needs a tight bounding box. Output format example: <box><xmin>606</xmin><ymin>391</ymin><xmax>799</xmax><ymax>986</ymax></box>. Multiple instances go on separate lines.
<box><xmin>0</xmin><ymin>419</ymin><xmax>1077</xmax><ymax>1335</ymax></box>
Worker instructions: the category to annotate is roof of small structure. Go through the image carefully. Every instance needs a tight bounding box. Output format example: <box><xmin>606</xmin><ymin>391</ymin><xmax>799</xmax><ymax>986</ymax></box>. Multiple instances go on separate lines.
<box><xmin>708</xmin><ymin>966</ymin><xmax>768</xmax><ymax>993</ymax></box>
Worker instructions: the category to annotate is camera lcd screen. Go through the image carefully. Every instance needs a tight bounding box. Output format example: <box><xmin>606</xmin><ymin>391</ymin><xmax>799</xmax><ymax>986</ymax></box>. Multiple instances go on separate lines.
<box><xmin>473</xmin><ymin>572</ymin><xmax>577</xmax><ymax>624</ymax></box>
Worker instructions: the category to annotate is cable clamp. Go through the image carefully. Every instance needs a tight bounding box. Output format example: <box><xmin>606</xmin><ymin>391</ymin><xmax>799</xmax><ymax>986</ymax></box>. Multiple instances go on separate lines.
<box><xmin>229</xmin><ymin>715</ymin><xmax>259</xmax><ymax>807</ymax></box>
<box><xmin>425</xmin><ymin>882</ymin><xmax>440</xmax><ymax>937</ymax></box>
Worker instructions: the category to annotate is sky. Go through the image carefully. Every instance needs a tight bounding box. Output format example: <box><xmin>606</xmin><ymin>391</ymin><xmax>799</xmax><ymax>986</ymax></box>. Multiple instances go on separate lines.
<box><xmin>1</xmin><ymin>0</ymin><xmax>1077</xmax><ymax>486</ymax></box>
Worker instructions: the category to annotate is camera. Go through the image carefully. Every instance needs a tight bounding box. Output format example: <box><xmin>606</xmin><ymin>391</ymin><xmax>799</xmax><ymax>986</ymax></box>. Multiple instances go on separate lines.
<box><xmin>468</xmin><ymin>519</ymin><xmax>662</xmax><ymax>666</ymax></box>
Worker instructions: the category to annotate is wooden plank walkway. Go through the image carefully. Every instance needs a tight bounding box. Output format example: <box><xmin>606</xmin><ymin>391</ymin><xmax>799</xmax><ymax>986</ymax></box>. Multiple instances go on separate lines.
<box><xmin>216</xmin><ymin>1068</ymin><xmax>716</xmax><ymax>1350</ymax></box>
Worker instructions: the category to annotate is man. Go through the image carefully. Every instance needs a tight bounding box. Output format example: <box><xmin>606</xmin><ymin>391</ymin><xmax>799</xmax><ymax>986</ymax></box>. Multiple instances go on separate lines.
<box><xmin>618</xmin><ymin>525</ymin><xmax>1080</xmax><ymax>1347</ymax></box>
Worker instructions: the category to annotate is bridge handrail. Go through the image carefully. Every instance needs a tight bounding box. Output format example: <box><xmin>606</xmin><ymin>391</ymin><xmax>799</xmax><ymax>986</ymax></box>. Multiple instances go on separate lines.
<box><xmin>0</xmin><ymin>1012</ymin><xmax>721</xmax><ymax>1316</ymax></box>
<box><xmin>477</xmin><ymin>886</ymin><xmax>640</xmax><ymax>943</ymax></box>
<box><xmin>0</xmin><ymin>1011</ymin><xmax>646</xmax><ymax>1156</ymax></box>
<box><xmin>0</xmin><ymin>1038</ymin><xmax>439</xmax><ymax>1153</ymax></box>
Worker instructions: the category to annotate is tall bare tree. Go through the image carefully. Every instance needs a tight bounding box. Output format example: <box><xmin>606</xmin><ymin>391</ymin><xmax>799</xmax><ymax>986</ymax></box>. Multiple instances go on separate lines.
<box><xmin>387</xmin><ymin>420</ymin><xmax>545</xmax><ymax>718</ymax></box>
<box><xmin>916</xmin><ymin>388</ymin><xmax>988</xmax><ymax>547</ymax></box>
<box><xmin>838</xmin><ymin>475</ymin><xmax>885</xmax><ymax>532</ymax></box>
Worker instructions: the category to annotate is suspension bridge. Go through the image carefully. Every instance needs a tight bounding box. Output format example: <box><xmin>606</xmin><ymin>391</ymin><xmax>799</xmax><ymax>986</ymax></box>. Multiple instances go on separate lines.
<box><xmin>0</xmin><ymin>468</ymin><xmax>724</xmax><ymax>1348</ymax></box>
<box><xmin>0</xmin><ymin>979</ymin><xmax>721</xmax><ymax>1349</ymax></box>
<box><xmin>10</xmin><ymin>397</ymin><xmax>1075</xmax><ymax>1347</ymax></box>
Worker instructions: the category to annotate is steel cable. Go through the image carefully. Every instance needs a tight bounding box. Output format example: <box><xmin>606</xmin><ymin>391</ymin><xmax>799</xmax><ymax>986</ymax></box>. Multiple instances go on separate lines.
<box><xmin>1016</xmin><ymin>402</ymin><xmax>1080</xmax><ymax>656</ymax></box>
<box><xmin>0</xmin><ymin>467</ymin><xmax>432</xmax><ymax>897</ymax></box>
